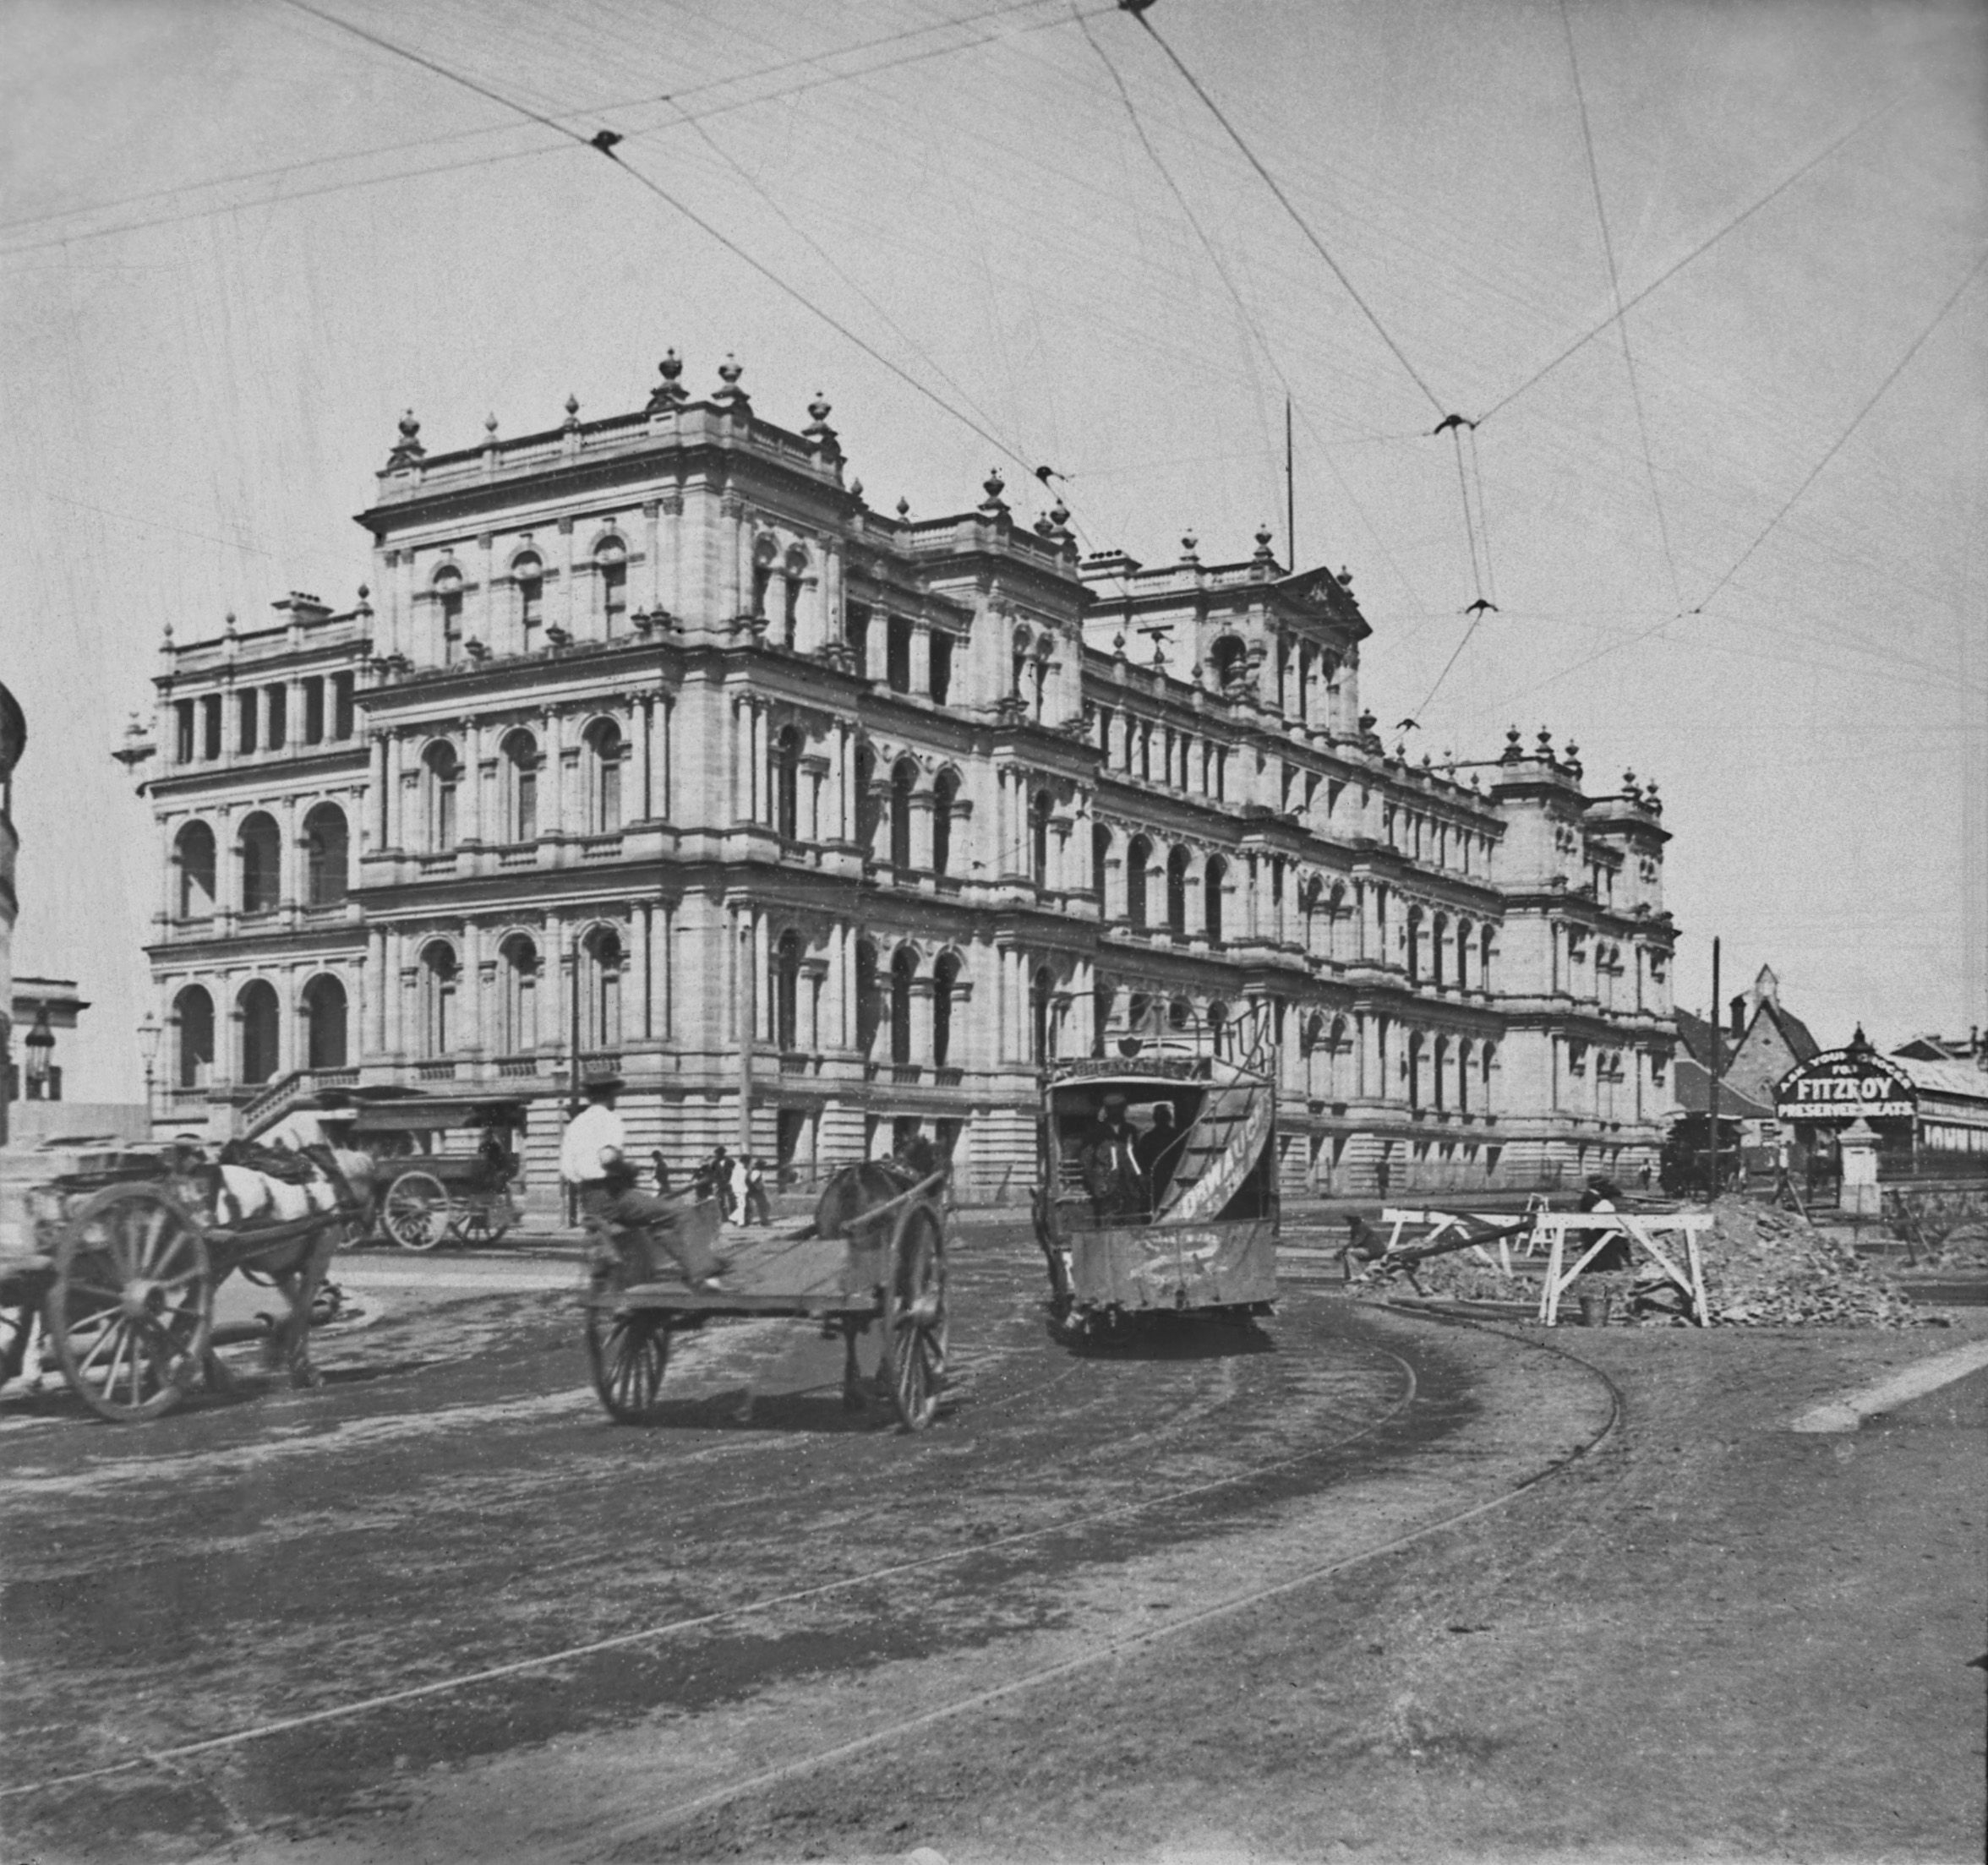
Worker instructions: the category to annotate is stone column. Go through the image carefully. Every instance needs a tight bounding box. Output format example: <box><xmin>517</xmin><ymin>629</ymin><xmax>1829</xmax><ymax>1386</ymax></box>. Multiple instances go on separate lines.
<box><xmin>543</xmin><ymin>710</ymin><xmax>565</xmax><ymax>837</ymax></box>
<box><xmin>558</xmin><ymin>515</ymin><xmax>576</xmax><ymax>640</ymax></box>
<box><xmin>367</xmin><ymin>928</ymin><xmax>389</xmax><ymax>1058</ymax></box>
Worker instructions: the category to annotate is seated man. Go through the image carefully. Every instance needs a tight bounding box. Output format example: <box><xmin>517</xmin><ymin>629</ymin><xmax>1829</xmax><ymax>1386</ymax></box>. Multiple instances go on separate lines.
<box><xmin>561</xmin><ymin>1078</ymin><xmax>724</xmax><ymax>1288</ymax></box>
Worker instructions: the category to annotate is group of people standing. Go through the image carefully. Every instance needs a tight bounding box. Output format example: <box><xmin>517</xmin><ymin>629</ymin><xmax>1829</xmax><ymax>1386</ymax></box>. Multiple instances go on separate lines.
<box><xmin>1080</xmin><ymin>1093</ymin><xmax>1190</xmax><ymax>1221</ymax></box>
<box><xmin>650</xmin><ymin>1146</ymin><xmax>773</xmax><ymax>1227</ymax></box>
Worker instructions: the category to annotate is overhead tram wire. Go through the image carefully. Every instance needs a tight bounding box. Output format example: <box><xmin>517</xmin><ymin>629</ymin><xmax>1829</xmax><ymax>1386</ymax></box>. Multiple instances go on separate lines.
<box><xmin>1559</xmin><ymin>0</ymin><xmax>1682</xmax><ymax>608</ymax></box>
<box><xmin>1474</xmin><ymin>245</ymin><xmax>1988</xmax><ymax>715</ymax></box>
<box><xmin>1</xmin><ymin>0</ymin><xmax>1111</xmax><ymax>259</ymax></box>
<box><xmin>1466</xmin><ymin>423</ymin><xmax>1498</xmax><ymax>608</ymax></box>
<box><xmin>1123</xmin><ymin>6</ymin><xmax>1448</xmax><ymax>422</ymax></box>
<box><xmin>280</xmin><ymin>0</ymin><xmax>1070</xmax><ymax>514</ymax></box>
<box><xmin>1476</xmin><ymin>88</ymin><xmax>1910</xmax><ymax>426</ymax></box>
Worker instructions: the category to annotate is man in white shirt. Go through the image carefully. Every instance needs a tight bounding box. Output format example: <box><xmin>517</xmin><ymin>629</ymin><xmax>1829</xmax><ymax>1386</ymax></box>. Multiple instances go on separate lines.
<box><xmin>561</xmin><ymin>1079</ymin><xmax>723</xmax><ymax>1287</ymax></box>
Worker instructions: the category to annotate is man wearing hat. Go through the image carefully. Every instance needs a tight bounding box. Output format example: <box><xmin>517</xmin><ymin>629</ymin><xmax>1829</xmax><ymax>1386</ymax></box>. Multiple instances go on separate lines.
<box><xmin>561</xmin><ymin>1077</ymin><xmax>724</xmax><ymax>1288</ymax></box>
<box><xmin>1081</xmin><ymin>1091</ymin><xmax>1147</xmax><ymax>1221</ymax></box>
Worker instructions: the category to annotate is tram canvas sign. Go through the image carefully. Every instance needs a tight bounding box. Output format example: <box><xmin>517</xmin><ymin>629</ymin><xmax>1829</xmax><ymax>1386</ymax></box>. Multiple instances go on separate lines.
<box><xmin>1775</xmin><ymin>1048</ymin><xmax>1917</xmax><ymax>1122</ymax></box>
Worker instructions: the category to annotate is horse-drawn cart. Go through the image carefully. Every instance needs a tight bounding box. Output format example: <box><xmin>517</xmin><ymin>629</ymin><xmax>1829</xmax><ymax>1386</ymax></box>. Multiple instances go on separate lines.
<box><xmin>0</xmin><ymin>1142</ymin><xmax>366</xmax><ymax>1423</ymax></box>
<box><xmin>349</xmin><ymin>1097</ymin><xmax>527</xmax><ymax>1252</ymax></box>
<box><xmin>582</xmin><ymin>1164</ymin><xmax>951</xmax><ymax>1431</ymax></box>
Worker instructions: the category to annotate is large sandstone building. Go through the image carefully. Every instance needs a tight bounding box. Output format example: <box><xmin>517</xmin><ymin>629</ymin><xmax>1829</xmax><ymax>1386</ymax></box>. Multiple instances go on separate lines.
<box><xmin>129</xmin><ymin>354</ymin><xmax>1678</xmax><ymax>1201</ymax></box>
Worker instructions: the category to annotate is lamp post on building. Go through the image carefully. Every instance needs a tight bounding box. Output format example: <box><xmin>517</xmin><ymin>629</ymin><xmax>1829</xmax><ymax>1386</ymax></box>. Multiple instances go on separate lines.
<box><xmin>23</xmin><ymin>1009</ymin><xmax>54</xmax><ymax>1102</ymax></box>
<box><xmin>139</xmin><ymin>1011</ymin><xmax>161</xmax><ymax>1128</ymax></box>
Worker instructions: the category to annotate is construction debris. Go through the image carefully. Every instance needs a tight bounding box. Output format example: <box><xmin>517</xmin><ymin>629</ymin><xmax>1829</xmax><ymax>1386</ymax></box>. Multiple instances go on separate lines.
<box><xmin>1347</xmin><ymin>1196</ymin><xmax>1936</xmax><ymax>1328</ymax></box>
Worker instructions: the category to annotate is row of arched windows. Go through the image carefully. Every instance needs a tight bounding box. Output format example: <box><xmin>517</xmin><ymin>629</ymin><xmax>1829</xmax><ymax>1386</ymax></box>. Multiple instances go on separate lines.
<box><xmin>848</xmin><ymin>746</ymin><xmax>966</xmax><ymax>876</ymax></box>
<box><xmin>1093</xmin><ymin>828</ymin><xmax>1231</xmax><ymax>944</ymax></box>
<box><xmin>1406</xmin><ymin>907</ymin><xmax>1493</xmax><ymax>990</ymax></box>
<box><xmin>417</xmin><ymin>720</ymin><xmax>620</xmax><ymax>853</ymax></box>
<box><xmin>172</xmin><ymin>804</ymin><xmax>349</xmax><ymax>918</ymax></box>
<box><xmin>427</xmin><ymin>535</ymin><xmax>628</xmax><ymax>658</ymax></box>
<box><xmin>170</xmin><ymin>975</ymin><xmax>349</xmax><ymax>1088</ymax></box>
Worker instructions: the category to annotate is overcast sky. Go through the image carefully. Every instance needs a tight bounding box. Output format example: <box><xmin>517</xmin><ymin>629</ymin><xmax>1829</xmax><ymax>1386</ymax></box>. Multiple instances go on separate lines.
<box><xmin>3</xmin><ymin>0</ymin><xmax>1983</xmax><ymax>1099</ymax></box>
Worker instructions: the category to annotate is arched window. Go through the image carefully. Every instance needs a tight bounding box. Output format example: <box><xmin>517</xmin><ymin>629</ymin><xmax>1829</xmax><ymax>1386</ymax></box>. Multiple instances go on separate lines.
<box><xmin>513</xmin><ymin>552</ymin><xmax>544</xmax><ymax>651</ymax></box>
<box><xmin>1123</xmin><ymin>991</ymin><xmax>1153</xmax><ymax>1055</ymax></box>
<box><xmin>1166</xmin><ymin>846</ymin><xmax>1190</xmax><ymax>938</ymax></box>
<box><xmin>1406</xmin><ymin>1031</ymin><xmax>1423</xmax><ymax>1110</ymax></box>
<box><xmin>1406</xmin><ymin>906</ymin><xmax>1423</xmax><ymax>983</ymax></box>
<box><xmin>1456</xmin><ymin>918</ymin><xmax>1472</xmax><ymax>990</ymax></box>
<box><xmin>782</xmin><ymin>547</ymin><xmax>807</xmax><ymax>647</ymax></box>
<box><xmin>751</xmin><ymin>535</ymin><xmax>778</xmax><ymax>620</ymax></box>
<box><xmin>1030</xmin><ymin>790</ymin><xmax>1052</xmax><ymax>890</ymax></box>
<box><xmin>1432</xmin><ymin>913</ymin><xmax>1448</xmax><ymax>987</ymax></box>
<box><xmin>1210</xmin><ymin>635</ymin><xmax>1246</xmax><ymax>689</ymax></box>
<box><xmin>1168</xmin><ymin>997</ymin><xmax>1192</xmax><ymax>1033</ymax></box>
<box><xmin>238</xmin><ymin>811</ymin><xmax>281</xmax><ymax>914</ymax></box>
<box><xmin>773</xmin><ymin>727</ymin><xmax>801</xmax><ymax>842</ymax></box>
<box><xmin>774</xmin><ymin>931</ymin><xmax>804</xmax><ymax>1052</ymax></box>
<box><xmin>302</xmin><ymin>973</ymin><xmax>348</xmax><ymax>1070</ymax></box>
<box><xmin>501</xmin><ymin>730</ymin><xmax>539</xmax><ymax>843</ymax></box>
<box><xmin>932</xmin><ymin>771</ymin><xmax>958</xmax><ymax>876</ymax></box>
<box><xmin>934</xmin><ymin>952</ymin><xmax>959</xmax><ymax>1067</ymax></box>
<box><xmin>497</xmin><ymin>935</ymin><xmax>538</xmax><ymax>1055</ymax></box>
<box><xmin>1204</xmin><ymin>854</ymin><xmax>1227</xmax><ymax>946</ymax></box>
<box><xmin>1126</xmin><ymin>836</ymin><xmax>1151</xmax><ymax>930</ymax></box>
<box><xmin>1031</xmin><ymin>966</ymin><xmax>1056</xmax><ymax>1064</ymax></box>
<box><xmin>1480</xmin><ymin>1041</ymin><xmax>1497</xmax><ymax>1113</ymax></box>
<box><xmin>594</xmin><ymin>537</ymin><xmax>627</xmax><ymax>635</ymax></box>
<box><xmin>889</xmin><ymin>946</ymin><xmax>917</xmax><ymax>1066</ymax></box>
<box><xmin>1456</xmin><ymin>1038</ymin><xmax>1472</xmax><ymax>1113</ymax></box>
<box><xmin>173</xmin><ymin>984</ymin><xmax>214</xmax><ymax>1089</ymax></box>
<box><xmin>890</xmin><ymin>759</ymin><xmax>916</xmax><ymax>870</ymax></box>
<box><xmin>175</xmin><ymin>821</ymin><xmax>216</xmax><ymax>919</ymax></box>
<box><xmin>580</xmin><ymin>926</ymin><xmax>623</xmax><ymax>1049</ymax></box>
<box><xmin>1012</xmin><ymin>627</ymin><xmax>1031</xmax><ymax>697</ymax></box>
<box><xmin>886</xmin><ymin>617</ymin><xmax>913</xmax><ymax>693</ymax></box>
<box><xmin>1091</xmin><ymin>980</ymin><xmax>1115</xmax><ymax>1059</ymax></box>
<box><xmin>303</xmin><ymin>803</ymin><xmax>348</xmax><ymax>907</ymax></box>
<box><xmin>434</xmin><ymin>564</ymin><xmax>464</xmax><ymax>663</ymax></box>
<box><xmin>582</xmin><ymin>720</ymin><xmax>625</xmax><ymax>835</ymax></box>
<box><xmin>1434</xmin><ymin>1034</ymin><xmax>1450</xmax><ymax>1110</ymax></box>
<box><xmin>419</xmin><ymin>942</ymin><xmax>458</xmax><ymax>1056</ymax></box>
<box><xmin>855</xmin><ymin>744</ymin><xmax>879</xmax><ymax>853</ymax></box>
<box><xmin>238</xmin><ymin>979</ymin><xmax>281</xmax><ymax>1084</ymax></box>
<box><xmin>1092</xmin><ymin>823</ymin><xmax>1111</xmax><ymax>903</ymax></box>
<box><xmin>855</xmin><ymin>939</ymin><xmax>880</xmax><ymax>1057</ymax></box>
<box><xmin>1031</xmin><ymin>646</ymin><xmax>1050</xmax><ymax>722</ymax></box>
<box><xmin>1479</xmin><ymin>924</ymin><xmax>1494</xmax><ymax>989</ymax></box>
<box><xmin>422</xmin><ymin>743</ymin><xmax>462</xmax><ymax>851</ymax></box>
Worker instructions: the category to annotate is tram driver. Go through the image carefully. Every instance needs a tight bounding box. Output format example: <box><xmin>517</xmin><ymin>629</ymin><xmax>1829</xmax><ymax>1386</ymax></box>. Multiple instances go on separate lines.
<box><xmin>1081</xmin><ymin>1091</ymin><xmax>1148</xmax><ymax>1222</ymax></box>
<box><xmin>561</xmin><ymin>1077</ymin><xmax>726</xmax><ymax>1290</ymax></box>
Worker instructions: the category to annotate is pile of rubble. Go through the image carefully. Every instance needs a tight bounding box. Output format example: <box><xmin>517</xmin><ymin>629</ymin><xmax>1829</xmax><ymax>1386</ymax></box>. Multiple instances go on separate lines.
<box><xmin>1698</xmin><ymin>1198</ymin><xmax>1923</xmax><ymax>1328</ymax></box>
<box><xmin>1347</xmin><ymin>1197</ymin><xmax>1932</xmax><ymax>1327</ymax></box>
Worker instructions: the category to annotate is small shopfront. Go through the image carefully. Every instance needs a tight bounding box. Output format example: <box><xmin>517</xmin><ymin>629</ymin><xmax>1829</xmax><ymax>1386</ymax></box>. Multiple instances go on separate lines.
<box><xmin>1775</xmin><ymin>1034</ymin><xmax>1988</xmax><ymax>1178</ymax></box>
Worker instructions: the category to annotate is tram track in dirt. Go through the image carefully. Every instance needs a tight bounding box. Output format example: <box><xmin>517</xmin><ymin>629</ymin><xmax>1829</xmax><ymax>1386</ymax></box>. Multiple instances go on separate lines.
<box><xmin>0</xmin><ymin>1309</ymin><xmax>1425</xmax><ymax>1807</ymax></box>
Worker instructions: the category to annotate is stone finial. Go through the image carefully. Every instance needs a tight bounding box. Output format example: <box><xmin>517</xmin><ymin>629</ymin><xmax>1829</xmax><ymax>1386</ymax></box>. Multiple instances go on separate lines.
<box><xmin>1644</xmin><ymin>778</ymin><xmax>1661</xmax><ymax>815</ymax></box>
<box><xmin>563</xmin><ymin>393</ymin><xmax>582</xmax><ymax>430</ymax></box>
<box><xmin>224</xmin><ymin>610</ymin><xmax>237</xmax><ymax>635</ymax></box>
<box><xmin>1113</xmin><ymin>630</ymin><xmax>1127</xmax><ymax>657</ymax></box>
<box><xmin>1253</xmin><ymin>522</ymin><xmax>1275</xmax><ymax>564</ymax></box>
<box><xmin>1337</xmin><ymin>565</ymin><xmax>1353</xmax><ymax>586</ymax></box>
<box><xmin>1537</xmin><ymin>726</ymin><xmax>1554</xmax><ymax>755</ymax></box>
<box><xmin>896</xmin><ymin>496</ymin><xmax>911</xmax><ymax>520</ymax></box>
<box><xmin>1623</xmin><ymin>767</ymin><xmax>1637</xmax><ymax>793</ymax></box>
<box><xmin>484</xmin><ymin>412</ymin><xmax>499</xmax><ymax>436</ymax></box>
<box><xmin>1049</xmin><ymin>498</ymin><xmax>1071</xmax><ymax>532</ymax></box>
<box><xmin>979</xmin><ymin>468</ymin><xmax>1008</xmax><ymax>518</ymax></box>
<box><xmin>161</xmin><ymin>619</ymin><xmax>174</xmax><ymax>647</ymax></box>
<box><xmin>849</xmin><ymin>477</ymin><xmax>864</xmax><ymax>502</ymax></box>
<box><xmin>1503</xmin><ymin>724</ymin><xmax>1522</xmax><ymax>761</ymax></box>
<box><xmin>714</xmin><ymin>353</ymin><xmax>748</xmax><ymax>408</ymax></box>
<box><xmin>808</xmin><ymin>390</ymin><xmax>831</xmax><ymax>424</ymax></box>
<box><xmin>647</xmin><ymin>349</ymin><xmax>688</xmax><ymax>412</ymax></box>
<box><xmin>1180</xmin><ymin>530</ymin><xmax>1199</xmax><ymax>564</ymax></box>
<box><xmin>802</xmin><ymin>389</ymin><xmax>839</xmax><ymax>461</ymax></box>
<box><xmin>1033</xmin><ymin>510</ymin><xmax>1057</xmax><ymax>537</ymax></box>
<box><xmin>386</xmin><ymin>408</ymin><xmax>423</xmax><ymax>467</ymax></box>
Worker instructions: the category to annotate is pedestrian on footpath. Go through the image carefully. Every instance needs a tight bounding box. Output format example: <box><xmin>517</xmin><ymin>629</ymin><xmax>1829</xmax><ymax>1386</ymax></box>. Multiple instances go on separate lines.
<box><xmin>560</xmin><ymin>1079</ymin><xmax>723</xmax><ymax>1289</ymax></box>
<box><xmin>651</xmin><ymin>1148</ymin><xmax>672</xmax><ymax>1193</ymax></box>
<box><xmin>744</xmin><ymin>1155</ymin><xmax>773</xmax><ymax>1225</ymax></box>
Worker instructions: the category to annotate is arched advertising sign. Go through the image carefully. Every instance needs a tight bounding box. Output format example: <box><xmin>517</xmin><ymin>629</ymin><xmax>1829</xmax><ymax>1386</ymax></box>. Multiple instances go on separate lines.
<box><xmin>1775</xmin><ymin>1047</ymin><xmax>1916</xmax><ymax>1123</ymax></box>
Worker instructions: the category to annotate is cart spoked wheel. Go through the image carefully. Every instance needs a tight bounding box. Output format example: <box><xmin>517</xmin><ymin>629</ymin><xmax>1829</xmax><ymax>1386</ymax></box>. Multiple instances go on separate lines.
<box><xmin>43</xmin><ymin>1186</ymin><xmax>213</xmax><ymax>1423</ymax></box>
<box><xmin>383</xmin><ymin>1170</ymin><xmax>451</xmax><ymax>1252</ymax></box>
<box><xmin>449</xmin><ymin>1196</ymin><xmax>516</xmax><ymax>1248</ymax></box>
<box><xmin>882</xmin><ymin>1201</ymin><xmax>948</xmax><ymax>1432</ymax></box>
<box><xmin>585</xmin><ymin>1252</ymin><xmax>673</xmax><ymax>1424</ymax></box>
<box><xmin>0</xmin><ymin>1291</ymin><xmax>41</xmax><ymax>1389</ymax></box>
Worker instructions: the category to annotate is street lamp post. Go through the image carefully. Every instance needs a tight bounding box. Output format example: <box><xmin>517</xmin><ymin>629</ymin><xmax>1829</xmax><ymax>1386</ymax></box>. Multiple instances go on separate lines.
<box><xmin>139</xmin><ymin>1012</ymin><xmax>161</xmax><ymax>1129</ymax></box>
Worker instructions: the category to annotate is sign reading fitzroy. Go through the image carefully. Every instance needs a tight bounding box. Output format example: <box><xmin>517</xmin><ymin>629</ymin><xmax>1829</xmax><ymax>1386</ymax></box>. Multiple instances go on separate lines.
<box><xmin>1775</xmin><ymin>1047</ymin><xmax>1917</xmax><ymax>1122</ymax></box>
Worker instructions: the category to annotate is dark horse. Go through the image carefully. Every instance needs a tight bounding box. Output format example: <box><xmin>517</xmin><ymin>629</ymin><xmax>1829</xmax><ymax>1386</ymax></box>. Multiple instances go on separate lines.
<box><xmin>811</xmin><ymin>1142</ymin><xmax>944</xmax><ymax>1409</ymax></box>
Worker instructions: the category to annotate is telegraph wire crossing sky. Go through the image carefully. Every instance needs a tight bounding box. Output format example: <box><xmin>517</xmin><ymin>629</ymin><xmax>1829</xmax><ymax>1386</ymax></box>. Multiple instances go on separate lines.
<box><xmin>1</xmin><ymin>0</ymin><xmax>1981</xmax><ymax>1098</ymax></box>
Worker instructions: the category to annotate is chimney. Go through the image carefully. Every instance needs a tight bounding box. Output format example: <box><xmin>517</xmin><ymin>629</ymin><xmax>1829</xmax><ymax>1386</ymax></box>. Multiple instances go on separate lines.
<box><xmin>1729</xmin><ymin>995</ymin><xmax>1746</xmax><ymax>1038</ymax></box>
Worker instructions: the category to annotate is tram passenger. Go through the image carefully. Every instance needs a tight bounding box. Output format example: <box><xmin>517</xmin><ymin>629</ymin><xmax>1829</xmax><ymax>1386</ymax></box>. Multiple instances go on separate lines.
<box><xmin>562</xmin><ymin>1078</ymin><xmax>724</xmax><ymax>1289</ymax></box>
<box><xmin>1135</xmin><ymin>1101</ymin><xmax>1188</xmax><ymax>1210</ymax></box>
<box><xmin>1081</xmin><ymin>1092</ymin><xmax>1147</xmax><ymax>1222</ymax></box>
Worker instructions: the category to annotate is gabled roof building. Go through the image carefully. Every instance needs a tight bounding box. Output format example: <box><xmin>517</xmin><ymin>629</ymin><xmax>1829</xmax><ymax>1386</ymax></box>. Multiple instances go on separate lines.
<box><xmin>124</xmin><ymin>355</ymin><xmax>1680</xmax><ymax>1202</ymax></box>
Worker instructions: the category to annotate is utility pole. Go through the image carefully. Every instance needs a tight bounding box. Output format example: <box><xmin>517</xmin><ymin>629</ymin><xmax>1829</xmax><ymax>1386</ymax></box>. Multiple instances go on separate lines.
<box><xmin>1704</xmin><ymin>935</ymin><xmax>1722</xmax><ymax>1200</ymax></box>
<box><xmin>1285</xmin><ymin>396</ymin><xmax>1296</xmax><ymax>568</ymax></box>
<box><xmin>737</xmin><ymin>912</ymin><xmax>755</xmax><ymax>1158</ymax></box>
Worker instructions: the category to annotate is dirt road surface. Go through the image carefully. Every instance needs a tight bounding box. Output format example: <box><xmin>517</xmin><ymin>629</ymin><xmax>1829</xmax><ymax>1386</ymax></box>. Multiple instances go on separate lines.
<box><xmin>2</xmin><ymin>1225</ymin><xmax>1981</xmax><ymax>1863</ymax></box>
